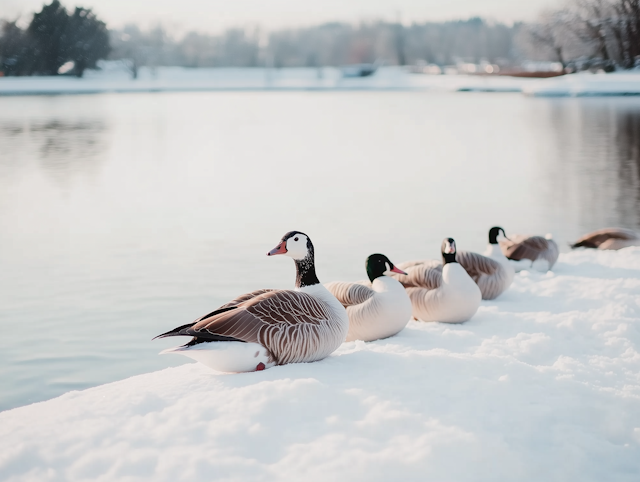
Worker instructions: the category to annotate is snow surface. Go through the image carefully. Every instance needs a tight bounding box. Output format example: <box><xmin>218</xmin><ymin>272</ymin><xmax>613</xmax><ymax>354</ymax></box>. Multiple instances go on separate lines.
<box><xmin>1</xmin><ymin>248</ymin><xmax>640</xmax><ymax>481</ymax></box>
<box><xmin>523</xmin><ymin>71</ymin><xmax>640</xmax><ymax>97</ymax></box>
<box><xmin>0</xmin><ymin>66</ymin><xmax>528</xmax><ymax>95</ymax></box>
<box><xmin>1</xmin><ymin>66</ymin><xmax>639</xmax><ymax>97</ymax></box>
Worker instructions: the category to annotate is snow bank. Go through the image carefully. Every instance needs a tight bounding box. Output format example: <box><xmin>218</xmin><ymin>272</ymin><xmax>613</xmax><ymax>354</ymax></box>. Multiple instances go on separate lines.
<box><xmin>2</xmin><ymin>67</ymin><xmax>639</xmax><ymax>97</ymax></box>
<box><xmin>0</xmin><ymin>66</ymin><xmax>527</xmax><ymax>95</ymax></box>
<box><xmin>1</xmin><ymin>248</ymin><xmax>640</xmax><ymax>481</ymax></box>
<box><xmin>0</xmin><ymin>67</ymin><xmax>427</xmax><ymax>95</ymax></box>
<box><xmin>523</xmin><ymin>71</ymin><xmax>640</xmax><ymax>97</ymax></box>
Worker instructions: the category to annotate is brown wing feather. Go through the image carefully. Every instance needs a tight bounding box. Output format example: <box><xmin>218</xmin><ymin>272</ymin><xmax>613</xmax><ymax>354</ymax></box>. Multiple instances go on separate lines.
<box><xmin>392</xmin><ymin>260</ymin><xmax>442</xmax><ymax>290</ymax></box>
<box><xmin>218</xmin><ymin>289</ymin><xmax>277</xmax><ymax>310</ymax></box>
<box><xmin>501</xmin><ymin>235</ymin><xmax>546</xmax><ymax>260</ymax></box>
<box><xmin>187</xmin><ymin>290</ymin><xmax>340</xmax><ymax>364</ymax></box>
<box><xmin>500</xmin><ymin>235</ymin><xmax>559</xmax><ymax>269</ymax></box>
<box><xmin>456</xmin><ymin>251</ymin><xmax>500</xmax><ymax>281</ymax></box>
<box><xmin>325</xmin><ymin>281</ymin><xmax>375</xmax><ymax>307</ymax></box>
<box><xmin>571</xmin><ymin>228</ymin><xmax>639</xmax><ymax>248</ymax></box>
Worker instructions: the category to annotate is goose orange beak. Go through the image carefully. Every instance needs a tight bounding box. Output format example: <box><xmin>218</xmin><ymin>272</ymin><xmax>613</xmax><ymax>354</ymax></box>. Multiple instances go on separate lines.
<box><xmin>267</xmin><ymin>241</ymin><xmax>287</xmax><ymax>256</ymax></box>
<box><xmin>390</xmin><ymin>266</ymin><xmax>407</xmax><ymax>275</ymax></box>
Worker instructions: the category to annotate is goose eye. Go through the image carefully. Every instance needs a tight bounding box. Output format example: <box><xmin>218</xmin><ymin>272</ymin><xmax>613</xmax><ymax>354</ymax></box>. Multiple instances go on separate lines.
<box><xmin>294</xmin><ymin>237</ymin><xmax>299</xmax><ymax>241</ymax></box>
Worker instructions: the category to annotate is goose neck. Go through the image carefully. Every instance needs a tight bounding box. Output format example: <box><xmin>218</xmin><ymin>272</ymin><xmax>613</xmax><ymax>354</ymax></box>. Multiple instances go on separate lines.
<box><xmin>442</xmin><ymin>253</ymin><xmax>456</xmax><ymax>264</ymax></box>
<box><xmin>295</xmin><ymin>255</ymin><xmax>320</xmax><ymax>289</ymax></box>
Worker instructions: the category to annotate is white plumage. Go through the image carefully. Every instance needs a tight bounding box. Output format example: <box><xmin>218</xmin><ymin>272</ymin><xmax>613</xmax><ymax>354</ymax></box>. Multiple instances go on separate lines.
<box><xmin>392</xmin><ymin>238</ymin><xmax>481</xmax><ymax>323</ymax></box>
<box><xmin>326</xmin><ymin>254</ymin><xmax>412</xmax><ymax>342</ymax></box>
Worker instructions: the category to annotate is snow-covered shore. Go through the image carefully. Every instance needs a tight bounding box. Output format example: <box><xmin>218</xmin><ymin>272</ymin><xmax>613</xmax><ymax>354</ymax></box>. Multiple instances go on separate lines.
<box><xmin>0</xmin><ymin>66</ymin><xmax>528</xmax><ymax>95</ymax></box>
<box><xmin>1</xmin><ymin>66</ymin><xmax>639</xmax><ymax>97</ymax></box>
<box><xmin>1</xmin><ymin>248</ymin><xmax>640</xmax><ymax>481</ymax></box>
<box><xmin>523</xmin><ymin>71</ymin><xmax>640</xmax><ymax>96</ymax></box>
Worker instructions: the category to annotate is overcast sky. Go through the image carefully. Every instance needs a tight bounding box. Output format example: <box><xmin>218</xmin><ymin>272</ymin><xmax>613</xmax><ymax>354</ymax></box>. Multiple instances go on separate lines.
<box><xmin>3</xmin><ymin>0</ymin><xmax>554</xmax><ymax>33</ymax></box>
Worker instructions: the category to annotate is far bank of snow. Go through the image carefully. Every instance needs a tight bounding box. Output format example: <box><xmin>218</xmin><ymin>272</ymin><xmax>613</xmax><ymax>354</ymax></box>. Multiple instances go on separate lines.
<box><xmin>1</xmin><ymin>248</ymin><xmax>639</xmax><ymax>481</ymax></box>
<box><xmin>523</xmin><ymin>70</ymin><xmax>640</xmax><ymax>97</ymax></box>
<box><xmin>1</xmin><ymin>66</ymin><xmax>639</xmax><ymax>97</ymax></box>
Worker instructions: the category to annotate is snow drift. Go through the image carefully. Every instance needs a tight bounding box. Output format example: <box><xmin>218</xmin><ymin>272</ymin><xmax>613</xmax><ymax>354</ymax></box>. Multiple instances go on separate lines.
<box><xmin>1</xmin><ymin>248</ymin><xmax>640</xmax><ymax>481</ymax></box>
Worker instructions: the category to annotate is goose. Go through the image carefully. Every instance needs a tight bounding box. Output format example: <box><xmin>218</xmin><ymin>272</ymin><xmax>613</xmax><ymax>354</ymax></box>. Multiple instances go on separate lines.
<box><xmin>499</xmin><ymin>234</ymin><xmax>559</xmax><ymax>272</ymax></box>
<box><xmin>483</xmin><ymin>226</ymin><xmax>516</xmax><ymax>282</ymax></box>
<box><xmin>453</xmin><ymin>225</ymin><xmax>517</xmax><ymax>299</ymax></box>
<box><xmin>325</xmin><ymin>254</ymin><xmax>412</xmax><ymax>342</ymax></box>
<box><xmin>154</xmin><ymin>231</ymin><xmax>349</xmax><ymax>372</ymax></box>
<box><xmin>452</xmin><ymin>226</ymin><xmax>514</xmax><ymax>300</ymax></box>
<box><xmin>570</xmin><ymin>228</ymin><xmax>640</xmax><ymax>250</ymax></box>
<box><xmin>392</xmin><ymin>228</ymin><xmax>513</xmax><ymax>300</ymax></box>
<box><xmin>392</xmin><ymin>238</ymin><xmax>481</xmax><ymax>323</ymax></box>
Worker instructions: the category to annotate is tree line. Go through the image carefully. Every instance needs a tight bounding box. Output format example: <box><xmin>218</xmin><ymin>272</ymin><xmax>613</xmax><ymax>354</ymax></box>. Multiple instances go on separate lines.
<box><xmin>1</xmin><ymin>1</ymin><xmax>520</xmax><ymax>77</ymax></box>
<box><xmin>2</xmin><ymin>0</ymin><xmax>639</xmax><ymax>77</ymax></box>
<box><xmin>522</xmin><ymin>0</ymin><xmax>640</xmax><ymax>71</ymax></box>
<box><xmin>109</xmin><ymin>18</ymin><xmax>519</xmax><ymax>73</ymax></box>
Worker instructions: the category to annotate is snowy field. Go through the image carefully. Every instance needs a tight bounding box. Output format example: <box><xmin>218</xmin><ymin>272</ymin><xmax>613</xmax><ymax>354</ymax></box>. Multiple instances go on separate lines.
<box><xmin>1</xmin><ymin>65</ymin><xmax>640</xmax><ymax>96</ymax></box>
<box><xmin>1</xmin><ymin>248</ymin><xmax>639</xmax><ymax>481</ymax></box>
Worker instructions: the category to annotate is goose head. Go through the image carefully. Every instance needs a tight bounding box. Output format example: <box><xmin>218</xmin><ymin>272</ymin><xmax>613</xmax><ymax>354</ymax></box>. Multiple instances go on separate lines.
<box><xmin>365</xmin><ymin>253</ymin><xmax>407</xmax><ymax>282</ymax></box>
<box><xmin>267</xmin><ymin>231</ymin><xmax>313</xmax><ymax>260</ymax></box>
<box><xmin>441</xmin><ymin>238</ymin><xmax>457</xmax><ymax>264</ymax></box>
<box><xmin>488</xmin><ymin>226</ymin><xmax>508</xmax><ymax>245</ymax></box>
<box><xmin>268</xmin><ymin>231</ymin><xmax>319</xmax><ymax>288</ymax></box>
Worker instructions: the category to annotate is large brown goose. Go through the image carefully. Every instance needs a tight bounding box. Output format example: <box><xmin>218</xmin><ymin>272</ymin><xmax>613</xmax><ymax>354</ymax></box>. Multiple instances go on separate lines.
<box><xmin>570</xmin><ymin>228</ymin><xmax>640</xmax><ymax>250</ymax></box>
<box><xmin>155</xmin><ymin>231</ymin><xmax>349</xmax><ymax>372</ymax></box>
<box><xmin>325</xmin><ymin>254</ymin><xmax>412</xmax><ymax>342</ymax></box>
<box><xmin>499</xmin><ymin>234</ymin><xmax>559</xmax><ymax>272</ymax></box>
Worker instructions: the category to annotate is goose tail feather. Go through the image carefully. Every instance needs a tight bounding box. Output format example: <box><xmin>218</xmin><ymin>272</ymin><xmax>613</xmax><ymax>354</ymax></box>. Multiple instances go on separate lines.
<box><xmin>152</xmin><ymin>323</ymin><xmax>195</xmax><ymax>340</ymax></box>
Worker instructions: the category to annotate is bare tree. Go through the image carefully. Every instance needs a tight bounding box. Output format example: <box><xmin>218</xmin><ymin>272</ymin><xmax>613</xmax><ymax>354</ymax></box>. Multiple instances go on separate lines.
<box><xmin>525</xmin><ymin>10</ymin><xmax>577</xmax><ymax>69</ymax></box>
<box><xmin>527</xmin><ymin>0</ymin><xmax>640</xmax><ymax>70</ymax></box>
<box><xmin>610</xmin><ymin>0</ymin><xmax>640</xmax><ymax>68</ymax></box>
<box><xmin>570</xmin><ymin>0</ymin><xmax>614</xmax><ymax>63</ymax></box>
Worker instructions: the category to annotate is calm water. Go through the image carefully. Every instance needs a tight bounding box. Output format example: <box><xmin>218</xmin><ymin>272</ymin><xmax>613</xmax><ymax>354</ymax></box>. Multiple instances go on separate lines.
<box><xmin>1</xmin><ymin>91</ymin><xmax>639</xmax><ymax>411</ymax></box>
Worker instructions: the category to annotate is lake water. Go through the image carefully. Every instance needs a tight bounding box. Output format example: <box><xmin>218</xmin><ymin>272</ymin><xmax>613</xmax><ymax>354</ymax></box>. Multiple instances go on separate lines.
<box><xmin>1</xmin><ymin>91</ymin><xmax>639</xmax><ymax>411</ymax></box>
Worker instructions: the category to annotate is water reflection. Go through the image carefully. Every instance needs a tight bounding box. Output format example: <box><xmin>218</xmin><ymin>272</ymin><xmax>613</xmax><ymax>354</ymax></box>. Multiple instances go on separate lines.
<box><xmin>616</xmin><ymin>110</ymin><xmax>640</xmax><ymax>227</ymax></box>
<box><xmin>0</xmin><ymin>118</ymin><xmax>107</xmax><ymax>187</ymax></box>
<box><xmin>543</xmin><ymin>98</ymin><xmax>640</xmax><ymax>233</ymax></box>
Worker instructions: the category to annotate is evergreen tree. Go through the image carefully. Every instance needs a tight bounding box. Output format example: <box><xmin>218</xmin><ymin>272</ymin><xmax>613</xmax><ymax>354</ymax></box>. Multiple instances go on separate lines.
<box><xmin>65</xmin><ymin>7</ymin><xmax>110</xmax><ymax>77</ymax></box>
<box><xmin>28</xmin><ymin>0</ymin><xmax>70</xmax><ymax>75</ymax></box>
<box><xmin>0</xmin><ymin>1</ymin><xmax>110</xmax><ymax>76</ymax></box>
<box><xmin>0</xmin><ymin>21</ymin><xmax>32</xmax><ymax>75</ymax></box>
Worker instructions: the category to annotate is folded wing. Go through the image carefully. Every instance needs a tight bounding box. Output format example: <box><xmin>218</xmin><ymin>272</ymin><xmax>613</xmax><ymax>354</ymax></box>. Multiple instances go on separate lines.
<box><xmin>456</xmin><ymin>250</ymin><xmax>501</xmax><ymax>282</ymax></box>
<box><xmin>500</xmin><ymin>235</ymin><xmax>559</xmax><ymax>268</ymax></box>
<box><xmin>325</xmin><ymin>281</ymin><xmax>375</xmax><ymax>308</ymax></box>
<box><xmin>571</xmin><ymin>228</ymin><xmax>639</xmax><ymax>248</ymax></box>
<box><xmin>393</xmin><ymin>260</ymin><xmax>442</xmax><ymax>290</ymax></box>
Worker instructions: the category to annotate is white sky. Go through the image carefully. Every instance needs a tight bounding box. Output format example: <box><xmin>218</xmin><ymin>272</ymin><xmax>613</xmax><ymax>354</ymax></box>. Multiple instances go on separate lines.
<box><xmin>2</xmin><ymin>0</ymin><xmax>555</xmax><ymax>34</ymax></box>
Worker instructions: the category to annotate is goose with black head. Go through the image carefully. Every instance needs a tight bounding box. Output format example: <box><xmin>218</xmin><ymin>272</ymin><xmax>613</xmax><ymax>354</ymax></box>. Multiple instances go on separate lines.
<box><xmin>454</xmin><ymin>226</ymin><xmax>515</xmax><ymax>299</ymax></box>
<box><xmin>154</xmin><ymin>231</ymin><xmax>349</xmax><ymax>372</ymax></box>
<box><xmin>391</xmin><ymin>238</ymin><xmax>481</xmax><ymax>323</ymax></box>
<box><xmin>325</xmin><ymin>254</ymin><xmax>412</xmax><ymax>342</ymax></box>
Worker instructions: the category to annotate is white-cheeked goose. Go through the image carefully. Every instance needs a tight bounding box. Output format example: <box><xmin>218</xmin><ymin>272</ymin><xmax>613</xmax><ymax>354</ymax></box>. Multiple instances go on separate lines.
<box><xmin>570</xmin><ymin>228</ymin><xmax>640</xmax><ymax>250</ymax></box>
<box><xmin>154</xmin><ymin>231</ymin><xmax>349</xmax><ymax>373</ymax></box>
<box><xmin>392</xmin><ymin>238</ymin><xmax>481</xmax><ymax>323</ymax></box>
<box><xmin>325</xmin><ymin>254</ymin><xmax>412</xmax><ymax>342</ymax></box>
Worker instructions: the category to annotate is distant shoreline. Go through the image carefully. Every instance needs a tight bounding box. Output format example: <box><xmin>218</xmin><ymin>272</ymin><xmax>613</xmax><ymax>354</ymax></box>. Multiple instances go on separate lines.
<box><xmin>1</xmin><ymin>67</ymin><xmax>640</xmax><ymax>97</ymax></box>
